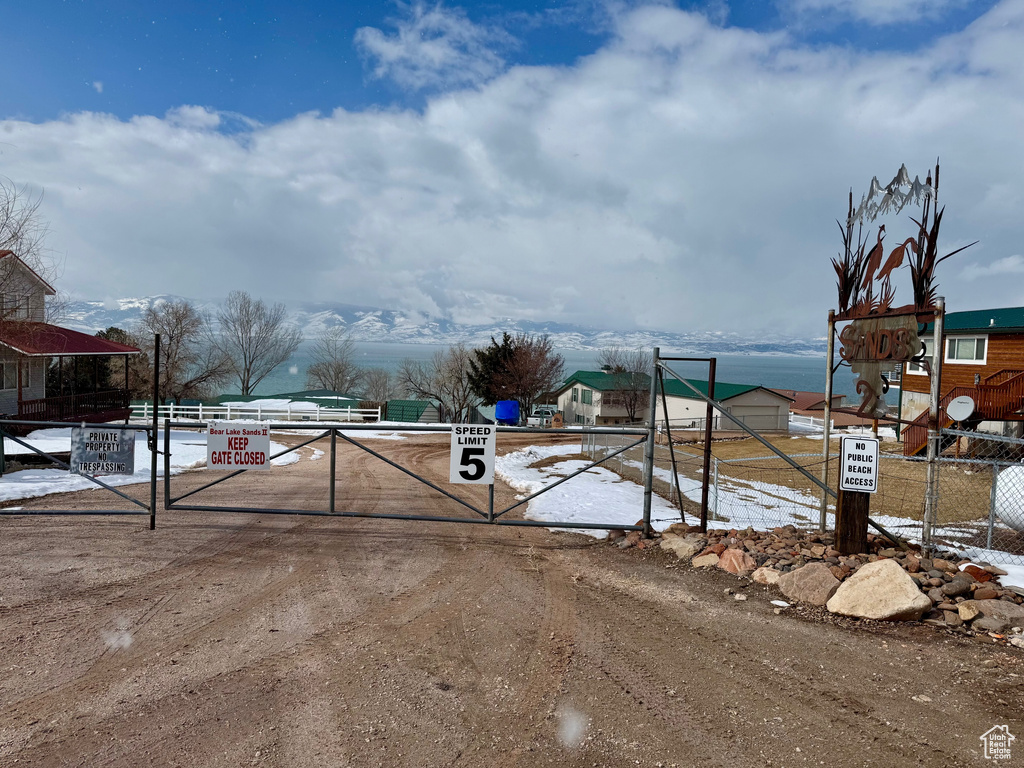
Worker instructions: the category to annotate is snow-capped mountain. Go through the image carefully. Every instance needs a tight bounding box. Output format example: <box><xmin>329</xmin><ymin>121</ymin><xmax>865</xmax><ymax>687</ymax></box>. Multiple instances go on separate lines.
<box><xmin>60</xmin><ymin>295</ymin><xmax>826</xmax><ymax>356</ymax></box>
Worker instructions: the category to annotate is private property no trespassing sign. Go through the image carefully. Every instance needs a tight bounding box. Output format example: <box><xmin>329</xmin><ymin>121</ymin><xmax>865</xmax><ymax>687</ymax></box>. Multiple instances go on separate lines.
<box><xmin>839</xmin><ymin>435</ymin><xmax>879</xmax><ymax>494</ymax></box>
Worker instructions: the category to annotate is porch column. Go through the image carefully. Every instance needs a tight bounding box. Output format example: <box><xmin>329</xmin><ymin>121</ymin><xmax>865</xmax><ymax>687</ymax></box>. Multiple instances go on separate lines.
<box><xmin>16</xmin><ymin>356</ymin><xmax>22</xmax><ymax>417</ymax></box>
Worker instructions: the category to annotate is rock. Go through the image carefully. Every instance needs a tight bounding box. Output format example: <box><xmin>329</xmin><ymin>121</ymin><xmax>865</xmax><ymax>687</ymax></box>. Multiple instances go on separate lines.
<box><xmin>734</xmin><ymin>593</ymin><xmax>748</xmax><ymax>601</ymax></box>
<box><xmin>974</xmin><ymin>616</ymin><xmax>1009</xmax><ymax>633</ymax></box>
<box><xmin>607</xmin><ymin>529</ymin><xmax>626</xmax><ymax>542</ymax></box>
<box><xmin>958</xmin><ymin>602</ymin><xmax>982</xmax><ymax>622</ymax></box>
<box><xmin>692</xmin><ymin>553</ymin><xmax>720</xmax><ymax>568</ymax></box>
<box><xmin>932</xmin><ymin>559</ymin><xmax>957</xmax><ymax>573</ymax></box>
<box><xmin>666</xmin><ymin>522</ymin><xmax>699</xmax><ymax>535</ymax></box>
<box><xmin>961</xmin><ymin>565</ymin><xmax>992</xmax><ymax>582</ymax></box>
<box><xmin>718</xmin><ymin>548</ymin><xmax>757</xmax><ymax>577</ymax></box>
<box><xmin>625</xmin><ymin>532</ymin><xmax>642</xmax><ymax>546</ymax></box>
<box><xmin>779</xmin><ymin>563</ymin><xmax>841</xmax><ymax>607</ymax></box>
<box><xmin>752</xmin><ymin>567</ymin><xmax>781</xmax><ymax>586</ymax></box>
<box><xmin>941</xmin><ymin>579</ymin><xmax>973</xmax><ymax>598</ymax></box>
<box><xmin>617</xmin><ymin>536</ymin><xmax>635</xmax><ymax>549</ymax></box>
<box><xmin>958</xmin><ymin>599</ymin><xmax>1024</xmax><ymax>625</ymax></box>
<box><xmin>973</xmin><ymin>588</ymin><xmax>999</xmax><ymax>601</ymax></box>
<box><xmin>826</xmin><ymin>559</ymin><xmax>932</xmax><ymax>622</ymax></box>
<box><xmin>944</xmin><ymin>611</ymin><xmax>963</xmax><ymax>628</ymax></box>
<box><xmin>905</xmin><ymin>555</ymin><xmax>921</xmax><ymax>573</ymax></box>
<box><xmin>660</xmin><ymin>534</ymin><xmax>707</xmax><ymax>560</ymax></box>
<box><xmin>984</xmin><ymin>564</ymin><xmax>1009</xmax><ymax>576</ymax></box>
<box><xmin>927</xmin><ymin>588</ymin><xmax>945</xmax><ymax>604</ymax></box>
<box><xmin>878</xmin><ymin>548</ymin><xmax>898</xmax><ymax>558</ymax></box>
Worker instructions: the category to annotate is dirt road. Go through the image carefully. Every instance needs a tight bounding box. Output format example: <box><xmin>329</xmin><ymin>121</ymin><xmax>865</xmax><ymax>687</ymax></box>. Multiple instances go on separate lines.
<box><xmin>1</xmin><ymin>432</ymin><xmax>1021</xmax><ymax>767</ymax></box>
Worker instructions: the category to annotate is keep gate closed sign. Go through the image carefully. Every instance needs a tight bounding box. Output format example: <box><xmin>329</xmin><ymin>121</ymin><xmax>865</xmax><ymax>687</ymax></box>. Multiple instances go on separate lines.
<box><xmin>839</xmin><ymin>435</ymin><xmax>879</xmax><ymax>494</ymax></box>
<box><xmin>207</xmin><ymin>421</ymin><xmax>271</xmax><ymax>470</ymax></box>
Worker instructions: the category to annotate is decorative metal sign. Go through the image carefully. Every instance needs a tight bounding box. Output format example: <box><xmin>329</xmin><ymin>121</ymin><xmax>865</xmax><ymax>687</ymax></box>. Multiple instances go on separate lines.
<box><xmin>71</xmin><ymin>427</ymin><xmax>136</xmax><ymax>476</ymax></box>
<box><xmin>831</xmin><ymin>161</ymin><xmax>974</xmax><ymax>415</ymax></box>
<box><xmin>839</xmin><ymin>315</ymin><xmax>923</xmax><ymax>416</ymax></box>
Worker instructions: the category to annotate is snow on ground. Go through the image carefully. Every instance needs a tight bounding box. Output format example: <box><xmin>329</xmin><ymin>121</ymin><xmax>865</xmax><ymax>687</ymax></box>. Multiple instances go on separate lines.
<box><xmin>494</xmin><ymin>445</ymin><xmax>680</xmax><ymax>537</ymax></box>
<box><xmin>0</xmin><ymin>428</ymin><xmax>296</xmax><ymax>504</ymax></box>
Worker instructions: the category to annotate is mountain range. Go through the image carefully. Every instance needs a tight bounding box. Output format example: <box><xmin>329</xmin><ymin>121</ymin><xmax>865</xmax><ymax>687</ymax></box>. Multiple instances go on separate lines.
<box><xmin>60</xmin><ymin>296</ymin><xmax>826</xmax><ymax>357</ymax></box>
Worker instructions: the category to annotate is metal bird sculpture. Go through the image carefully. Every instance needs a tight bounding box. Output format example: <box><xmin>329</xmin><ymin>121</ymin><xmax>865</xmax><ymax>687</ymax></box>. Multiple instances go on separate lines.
<box><xmin>860</xmin><ymin>225</ymin><xmax>885</xmax><ymax>292</ymax></box>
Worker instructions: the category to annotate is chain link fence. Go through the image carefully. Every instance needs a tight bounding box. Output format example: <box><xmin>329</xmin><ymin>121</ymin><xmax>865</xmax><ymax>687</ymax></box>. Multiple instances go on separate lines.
<box><xmin>933</xmin><ymin>429</ymin><xmax>1024</xmax><ymax>566</ymax></box>
<box><xmin>582</xmin><ymin>427</ymin><xmax>1024</xmax><ymax>566</ymax></box>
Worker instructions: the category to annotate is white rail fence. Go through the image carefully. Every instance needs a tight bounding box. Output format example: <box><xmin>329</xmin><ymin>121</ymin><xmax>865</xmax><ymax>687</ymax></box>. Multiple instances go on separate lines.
<box><xmin>131</xmin><ymin>402</ymin><xmax>381</xmax><ymax>424</ymax></box>
<box><xmin>788</xmin><ymin>414</ymin><xmax>833</xmax><ymax>430</ymax></box>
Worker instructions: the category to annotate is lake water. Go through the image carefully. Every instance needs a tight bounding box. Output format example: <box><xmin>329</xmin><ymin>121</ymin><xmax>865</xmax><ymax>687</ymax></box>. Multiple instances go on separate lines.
<box><xmin>238</xmin><ymin>341</ymin><xmax>860</xmax><ymax>400</ymax></box>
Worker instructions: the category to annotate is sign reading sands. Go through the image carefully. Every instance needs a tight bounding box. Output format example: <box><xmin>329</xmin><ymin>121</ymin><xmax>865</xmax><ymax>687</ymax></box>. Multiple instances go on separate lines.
<box><xmin>207</xmin><ymin>421</ymin><xmax>271</xmax><ymax>470</ymax></box>
<box><xmin>449</xmin><ymin>425</ymin><xmax>496</xmax><ymax>484</ymax></box>
<box><xmin>71</xmin><ymin>427</ymin><xmax>135</xmax><ymax>476</ymax></box>
<box><xmin>839</xmin><ymin>435</ymin><xmax>879</xmax><ymax>494</ymax></box>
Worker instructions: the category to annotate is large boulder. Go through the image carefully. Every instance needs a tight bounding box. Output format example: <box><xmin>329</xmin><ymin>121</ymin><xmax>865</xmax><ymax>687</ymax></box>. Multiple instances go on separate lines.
<box><xmin>660</xmin><ymin>533</ymin><xmax>707</xmax><ymax>560</ymax></box>
<box><xmin>826</xmin><ymin>559</ymin><xmax>932</xmax><ymax>621</ymax></box>
<box><xmin>752</xmin><ymin>567</ymin><xmax>781</xmax><ymax>586</ymax></box>
<box><xmin>778</xmin><ymin>563</ymin><xmax>841</xmax><ymax>606</ymax></box>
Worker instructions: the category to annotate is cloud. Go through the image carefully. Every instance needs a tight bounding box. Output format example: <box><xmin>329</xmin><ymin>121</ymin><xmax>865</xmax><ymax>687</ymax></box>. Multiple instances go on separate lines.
<box><xmin>91</xmin><ymin>81</ymin><xmax>104</xmax><ymax>94</ymax></box>
<box><xmin>355</xmin><ymin>2</ymin><xmax>516</xmax><ymax>91</ymax></box>
<box><xmin>779</xmin><ymin>0</ymin><xmax>971</xmax><ymax>26</ymax></box>
<box><xmin>960</xmin><ymin>254</ymin><xmax>1024</xmax><ymax>281</ymax></box>
<box><xmin>1</xmin><ymin>2</ymin><xmax>1022</xmax><ymax>336</ymax></box>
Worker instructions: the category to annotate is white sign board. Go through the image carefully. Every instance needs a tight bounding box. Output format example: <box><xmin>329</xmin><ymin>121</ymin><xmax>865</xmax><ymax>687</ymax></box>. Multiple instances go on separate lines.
<box><xmin>207</xmin><ymin>421</ymin><xmax>271</xmax><ymax>470</ymax></box>
<box><xmin>70</xmin><ymin>427</ymin><xmax>135</xmax><ymax>476</ymax></box>
<box><xmin>449</xmin><ymin>425</ymin><xmax>496</xmax><ymax>484</ymax></box>
<box><xmin>839</xmin><ymin>435</ymin><xmax>879</xmax><ymax>494</ymax></box>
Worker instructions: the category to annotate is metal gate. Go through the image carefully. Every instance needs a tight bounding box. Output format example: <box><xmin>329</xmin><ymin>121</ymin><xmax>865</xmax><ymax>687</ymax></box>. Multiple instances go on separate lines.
<box><xmin>163</xmin><ymin>420</ymin><xmax>658</xmax><ymax>534</ymax></box>
<box><xmin>0</xmin><ymin>419</ymin><xmax>157</xmax><ymax>526</ymax></box>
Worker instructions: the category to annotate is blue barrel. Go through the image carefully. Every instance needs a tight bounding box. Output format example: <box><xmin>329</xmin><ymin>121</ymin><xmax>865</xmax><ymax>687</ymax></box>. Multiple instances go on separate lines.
<box><xmin>495</xmin><ymin>400</ymin><xmax>520</xmax><ymax>425</ymax></box>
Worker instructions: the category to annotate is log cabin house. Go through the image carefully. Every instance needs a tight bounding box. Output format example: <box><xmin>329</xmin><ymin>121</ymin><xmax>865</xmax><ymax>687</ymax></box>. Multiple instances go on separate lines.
<box><xmin>899</xmin><ymin>306</ymin><xmax>1024</xmax><ymax>455</ymax></box>
<box><xmin>0</xmin><ymin>250</ymin><xmax>140</xmax><ymax>426</ymax></box>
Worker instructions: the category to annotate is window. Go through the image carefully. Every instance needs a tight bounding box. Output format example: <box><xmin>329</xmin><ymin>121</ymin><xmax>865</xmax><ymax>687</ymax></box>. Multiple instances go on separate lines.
<box><xmin>574</xmin><ymin>414</ymin><xmax>584</xmax><ymax>424</ymax></box>
<box><xmin>906</xmin><ymin>338</ymin><xmax>932</xmax><ymax>375</ymax></box>
<box><xmin>581</xmin><ymin>389</ymin><xmax>593</xmax><ymax>405</ymax></box>
<box><xmin>572</xmin><ymin>387</ymin><xmax>579</xmax><ymax>402</ymax></box>
<box><xmin>946</xmin><ymin>336</ymin><xmax>987</xmax><ymax>365</ymax></box>
<box><xmin>0</xmin><ymin>296</ymin><xmax>29</xmax><ymax>320</ymax></box>
<box><xmin>1</xmin><ymin>362</ymin><xmax>17</xmax><ymax>390</ymax></box>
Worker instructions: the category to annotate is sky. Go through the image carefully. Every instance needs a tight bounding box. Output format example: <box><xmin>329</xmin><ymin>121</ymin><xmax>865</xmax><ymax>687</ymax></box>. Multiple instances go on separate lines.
<box><xmin>1</xmin><ymin>0</ymin><xmax>1021</xmax><ymax>337</ymax></box>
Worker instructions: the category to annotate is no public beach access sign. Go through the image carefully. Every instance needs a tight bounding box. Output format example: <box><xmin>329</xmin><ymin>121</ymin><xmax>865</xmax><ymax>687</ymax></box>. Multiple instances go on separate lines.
<box><xmin>71</xmin><ymin>427</ymin><xmax>135</xmax><ymax>476</ymax></box>
<box><xmin>207</xmin><ymin>421</ymin><xmax>271</xmax><ymax>470</ymax></box>
<box><xmin>839</xmin><ymin>435</ymin><xmax>879</xmax><ymax>494</ymax></box>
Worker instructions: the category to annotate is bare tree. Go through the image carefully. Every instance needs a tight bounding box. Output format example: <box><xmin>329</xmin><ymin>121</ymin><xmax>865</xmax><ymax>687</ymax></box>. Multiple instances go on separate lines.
<box><xmin>0</xmin><ymin>178</ymin><xmax>66</xmax><ymax>323</ymax></box>
<box><xmin>305</xmin><ymin>326</ymin><xmax>364</xmax><ymax>393</ymax></box>
<box><xmin>598</xmin><ymin>347</ymin><xmax>652</xmax><ymax>423</ymax></box>
<box><xmin>363</xmin><ymin>367</ymin><xmax>396</xmax><ymax>402</ymax></box>
<box><xmin>136</xmin><ymin>299</ymin><xmax>231</xmax><ymax>403</ymax></box>
<box><xmin>397</xmin><ymin>344</ymin><xmax>479</xmax><ymax>423</ymax></box>
<box><xmin>217</xmin><ymin>290</ymin><xmax>302</xmax><ymax>396</ymax></box>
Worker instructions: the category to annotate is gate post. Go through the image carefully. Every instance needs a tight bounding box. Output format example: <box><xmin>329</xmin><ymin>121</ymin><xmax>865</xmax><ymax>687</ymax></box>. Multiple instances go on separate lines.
<box><xmin>150</xmin><ymin>333</ymin><xmax>160</xmax><ymax>530</ymax></box>
<box><xmin>642</xmin><ymin>347</ymin><xmax>660</xmax><ymax>538</ymax></box>
<box><xmin>329</xmin><ymin>428</ymin><xmax>337</xmax><ymax>514</ymax></box>
<box><xmin>923</xmin><ymin>297</ymin><xmax>945</xmax><ymax>552</ymax></box>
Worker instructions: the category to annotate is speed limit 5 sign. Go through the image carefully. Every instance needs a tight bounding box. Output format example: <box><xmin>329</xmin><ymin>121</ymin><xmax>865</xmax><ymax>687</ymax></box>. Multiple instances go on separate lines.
<box><xmin>450</xmin><ymin>424</ymin><xmax>496</xmax><ymax>484</ymax></box>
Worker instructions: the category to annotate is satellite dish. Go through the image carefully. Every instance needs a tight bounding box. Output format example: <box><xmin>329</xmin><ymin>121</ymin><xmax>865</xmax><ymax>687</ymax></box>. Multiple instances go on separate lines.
<box><xmin>946</xmin><ymin>395</ymin><xmax>975</xmax><ymax>422</ymax></box>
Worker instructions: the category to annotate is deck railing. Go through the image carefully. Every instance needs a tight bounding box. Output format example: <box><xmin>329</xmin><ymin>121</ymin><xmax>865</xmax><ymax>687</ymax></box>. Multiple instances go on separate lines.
<box><xmin>17</xmin><ymin>389</ymin><xmax>131</xmax><ymax>422</ymax></box>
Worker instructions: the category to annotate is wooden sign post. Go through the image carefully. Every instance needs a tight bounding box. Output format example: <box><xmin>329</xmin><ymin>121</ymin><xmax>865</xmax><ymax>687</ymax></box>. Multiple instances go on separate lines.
<box><xmin>836</xmin><ymin>435</ymin><xmax>879</xmax><ymax>554</ymax></box>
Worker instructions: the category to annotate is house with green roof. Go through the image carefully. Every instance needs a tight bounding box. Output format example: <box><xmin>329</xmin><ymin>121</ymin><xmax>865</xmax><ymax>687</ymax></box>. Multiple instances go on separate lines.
<box><xmin>899</xmin><ymin>305</ymin><xmax>1024</xmax><ymax>453</ymax></box>
<box><xmin>555</xmin><ymin>370</ymin><xmax>793</xmax><ymax>431</ymax></box>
